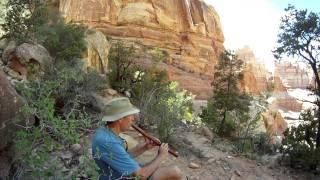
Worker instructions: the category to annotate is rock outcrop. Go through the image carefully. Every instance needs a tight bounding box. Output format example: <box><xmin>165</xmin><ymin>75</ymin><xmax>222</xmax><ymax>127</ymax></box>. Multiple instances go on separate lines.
<box><xmin>271</xmin><ymin>76</ymin><xmax>302</xmax><ymax>112</ymax></box>
<box><xmin>59</xmin><ymin>0</ymin><xmax>225</xmax><ymax>99</ymax></box>
<box><xmin>2</xmin><ymin>41</ymin><xmax>52</xmax><ymax>80</ymax></box>
<box><xmin>84</xmin><ymin>30</ymin><xmax>111</xmax><ymax>73</ymax></box>
<box><xmin>262</xmin><ymin>110</ymin><xmax>288</xmax><ymax>136</ymax></box>
<box><xmin>236</xmin><ymin>47</ymin><xmax>269</xmax><ymax>94</ymax></box>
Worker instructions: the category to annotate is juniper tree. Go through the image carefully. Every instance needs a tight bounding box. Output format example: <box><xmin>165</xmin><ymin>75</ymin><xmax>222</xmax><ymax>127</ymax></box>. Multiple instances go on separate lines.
<box><xmin>202</xmin><ymin>50</ymin><xmax>252</xmax><ymax>136</ymax></box>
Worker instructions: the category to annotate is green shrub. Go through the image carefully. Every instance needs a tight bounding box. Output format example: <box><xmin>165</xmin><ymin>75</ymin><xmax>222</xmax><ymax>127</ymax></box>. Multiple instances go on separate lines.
<box><xmin>108</xmin><ymin>41</ymin><xmax>140</xmax><ymax>92</ymax></box>
<box><xmin>200</xmin><ymin>50</ymin><xmax>252</xmax><ymax>137</ymax></box>
<box><xmin>1</xmin><ymin>1</ymin><xmax>87</xmax><ymax>61</ymax></box>
<box><xmin>108</xmin><ymin>41</ymin><xmax>194</xmax><ymax>141</ymax></box>
<box><xmin>2</xmin><ymin>1</ymin><xmax>106</xmax><ymax>178</ymax></box>
<box><xmin>149</xmin><ymin>82</ymin><xmax>193</xmax><ymax>141</ymax></box>
<box><xmin>281</xmin><ymin>110</ymin><xmax>320</xmax><ymax>170</ymax></box>
<box><xmin>1</xmin><ymin>0</ymin><xmax>35</xmax><ymax>42</ymax></box>
<box><xmin>14</xmin><ymin>57</ymin><xmax>105</xmax><ymax>177</ymax></box>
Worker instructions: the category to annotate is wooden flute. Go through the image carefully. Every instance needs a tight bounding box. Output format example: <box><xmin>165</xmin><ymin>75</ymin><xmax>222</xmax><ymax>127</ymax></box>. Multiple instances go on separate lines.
<box><xmin>132</xmin><ymin>124</ymin><xmax>179</xmax><ymax>157</ymax></box>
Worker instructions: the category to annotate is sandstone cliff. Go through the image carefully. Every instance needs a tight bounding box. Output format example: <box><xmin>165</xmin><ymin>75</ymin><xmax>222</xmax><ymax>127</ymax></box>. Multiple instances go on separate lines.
<box><xmin>59</xmin><ymin>0</ymin><xmax>225</xmax><ymax>99</ymax></box>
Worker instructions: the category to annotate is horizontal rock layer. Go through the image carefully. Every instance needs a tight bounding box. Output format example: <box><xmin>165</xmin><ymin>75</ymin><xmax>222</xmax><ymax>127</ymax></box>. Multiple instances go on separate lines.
<box><xmin>59</xmin><ymin>0</ymin><xmax>225</xmax><ymax>99</ymax></box>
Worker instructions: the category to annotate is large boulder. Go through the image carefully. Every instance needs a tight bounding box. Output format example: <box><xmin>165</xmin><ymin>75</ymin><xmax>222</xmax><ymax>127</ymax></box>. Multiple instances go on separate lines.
<box><xmin>2</xmin><ymin>41</ymin><xmax>16</xmax><ymax>65</ymax></box>
<box><xmin>2</xmin><ymin>43</ymin><xmax>52</xmax><ymax>79</ymax></box>
<box><xmin>0</xmin><ymin>70</ymin><xmax>25</xmax><ymax>178</ymax></box>
<box><xmin>15</xmin><ymin>43</ymin><xmax>52</xmax><ymax>68</ymax></box>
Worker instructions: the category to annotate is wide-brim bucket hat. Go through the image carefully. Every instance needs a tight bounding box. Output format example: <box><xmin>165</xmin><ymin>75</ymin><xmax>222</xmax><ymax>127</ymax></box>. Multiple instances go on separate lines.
<box><xmin>102</xmin><ymin>97</ymin><xmax>140</xmax><ymax>122</ymax></box>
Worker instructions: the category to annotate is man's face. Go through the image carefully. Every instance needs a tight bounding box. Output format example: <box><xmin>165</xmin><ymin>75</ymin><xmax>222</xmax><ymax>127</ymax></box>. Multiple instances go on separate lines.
<box><xmin>119</xmin><ymin>114</ymin><xmax>137</xmax><ymax>131</ymax></box>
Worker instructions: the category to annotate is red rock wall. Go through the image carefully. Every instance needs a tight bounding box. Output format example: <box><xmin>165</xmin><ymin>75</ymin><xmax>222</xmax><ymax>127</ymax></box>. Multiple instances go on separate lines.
<box><xmin>59</xmin><ymin>0</ymin><xmax>224</xmax><ymax>99</ymax></box>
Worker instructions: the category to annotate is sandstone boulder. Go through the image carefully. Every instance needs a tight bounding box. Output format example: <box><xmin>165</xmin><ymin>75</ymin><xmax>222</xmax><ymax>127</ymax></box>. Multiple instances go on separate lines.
<box><xmin>15</xmin><ymin>43</ymin><xmax>52</xmax><ymax>68</ymax></box>
<box><xmin>2</xmin><ymin>41</ymin><xmax>16</xmax><ymax>65</ymax></box>
<box><xmin>3</xmin><ymin>43</ymin><xmax>52</xmax><ymax>78</ymax></box>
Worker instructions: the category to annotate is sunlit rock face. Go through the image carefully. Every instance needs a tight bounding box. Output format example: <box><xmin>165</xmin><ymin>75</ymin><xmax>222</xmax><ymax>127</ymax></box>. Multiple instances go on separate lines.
<box><xmin>273</xmin><ymin>76</ymin><xmax>287</xmax><ymax>93</ymax></box>
<box><xmin>236</xmin><ymin>47</ymin><xmax>269</xmax><ymax>94</ymax></box>
<box><xmin>262</xmin><ymin>110</ymin><xmax>288</xmax><ymax>136</ymax></box>
<box><xmin>274</xmin><ymin>62</ymin><xmax>310</xmax><ymax>89</ymax></box>
<box><xmin>59</xmin><ymin>0</ymin><xmax>225</xmax><ymax>99</ymax></box>
<box><xmin>271</xmin><ymin>76</ymin><xmax>302</xmax><ymax>112</ymax></box>
<box><xmin>83</xmin><ymin>30</ymin><xmax>111</xmax><ymax>74</ymax></box>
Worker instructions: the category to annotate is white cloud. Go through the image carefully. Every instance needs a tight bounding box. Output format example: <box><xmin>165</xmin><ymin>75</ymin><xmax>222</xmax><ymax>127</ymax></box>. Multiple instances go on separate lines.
<box><xmin>204</xmin><ymin>0</ymin><xmax>282</xmax><ymax>71</ymax></box>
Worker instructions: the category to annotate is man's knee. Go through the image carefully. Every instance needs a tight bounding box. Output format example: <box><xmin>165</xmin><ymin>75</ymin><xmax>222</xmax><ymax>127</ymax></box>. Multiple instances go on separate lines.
<box><xmin>171</xmin><ymin>166</ymin><xmax>182</xmax><ymax>179</ymax></box>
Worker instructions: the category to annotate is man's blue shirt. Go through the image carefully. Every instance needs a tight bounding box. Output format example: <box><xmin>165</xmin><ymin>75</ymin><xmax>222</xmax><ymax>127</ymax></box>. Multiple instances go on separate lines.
<box><xmin>92</xmin><ymin>127</ymin><xmax>140</xmax><ymax>180</ymax></box>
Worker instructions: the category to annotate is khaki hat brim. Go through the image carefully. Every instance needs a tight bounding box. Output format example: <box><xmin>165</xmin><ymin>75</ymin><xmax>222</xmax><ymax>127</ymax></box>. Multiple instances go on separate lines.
<box><xmin>102</xmin><ymin>107</ymin><xmax>140</xmax><ymax>122</ymax></box>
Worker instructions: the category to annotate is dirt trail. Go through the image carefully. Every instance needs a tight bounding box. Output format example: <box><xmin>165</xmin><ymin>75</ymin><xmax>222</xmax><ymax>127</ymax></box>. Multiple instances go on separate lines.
<box><xmin>121</xmin><ymin>127</ymin><xmax>318</xmax><ymax>180</ymax></box>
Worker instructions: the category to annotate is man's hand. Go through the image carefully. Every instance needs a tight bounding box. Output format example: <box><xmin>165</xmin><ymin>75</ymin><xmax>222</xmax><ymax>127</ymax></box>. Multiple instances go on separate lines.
<box><xmin>143</xmin><ymin>137</ymin><xmax>158</xmax><ymax>151</ymax></box>
<box><xmin>158</xmin><ymin>143</ymin><xmax>169</xmax><ymax>160</ymax></box>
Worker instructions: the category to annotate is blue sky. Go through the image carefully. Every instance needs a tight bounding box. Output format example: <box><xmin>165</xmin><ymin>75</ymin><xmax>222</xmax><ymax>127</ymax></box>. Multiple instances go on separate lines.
<box><xmin>270</xmin><ymin>0</ymin><xmax>320</xmax><ymax>12</ymax></box>
<box><xmin>204</xmin><ymin>0</ymin><xmax>319</xmax><ymax>72</ymax></box>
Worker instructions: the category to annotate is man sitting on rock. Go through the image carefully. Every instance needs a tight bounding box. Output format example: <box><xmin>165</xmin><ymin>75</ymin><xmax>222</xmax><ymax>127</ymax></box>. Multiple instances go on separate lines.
<box><xmin>92</xmin><ymin>97</ymin><xmax>182</xmax><ymax>180</ymax></box>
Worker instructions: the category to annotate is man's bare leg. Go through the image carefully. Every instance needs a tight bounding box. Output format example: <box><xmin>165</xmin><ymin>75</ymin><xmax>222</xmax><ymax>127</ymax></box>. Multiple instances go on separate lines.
<box><xmin>150</xmin><ymin>166</ymin><xmax>182</xmax><ymax>180</ymax></box>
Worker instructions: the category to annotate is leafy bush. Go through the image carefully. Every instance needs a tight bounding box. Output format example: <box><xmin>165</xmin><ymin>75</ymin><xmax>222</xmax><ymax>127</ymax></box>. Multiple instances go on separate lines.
<box><xmin>1</xmin><ymin>0</ymin><xmax>35</xmax><ymax>42</ymax></box>
<box><xmin>1</xmin><ymin>1</ymin><xmax>87</xmax><ymax>61</ymax></box>
<box><xmin>108</xmin><ymin>41</ymin><xmax>140</xmax><ymax>92</ymax></box>
<box><xmin>149</xmin><ymin>82</ymin><xmax>193</xmax><ymax>141</ymax></box>
<box><xmin>281</xmin><ymin>110</ymin><xmax>320</xmax><ymax>170</ymax></box>
<box><xmin>108</xmin><ymin>42</ymin><xmax>194</xmax><ymax>141</ymax></box>
<box><xmin>13</xmin><ymin>52</ymin><xmax>105</xmax><ymax>178</ymax></box>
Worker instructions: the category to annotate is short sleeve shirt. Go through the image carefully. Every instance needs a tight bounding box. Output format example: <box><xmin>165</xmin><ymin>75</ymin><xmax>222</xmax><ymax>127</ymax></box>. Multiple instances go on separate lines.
<box><xmin>92</xmin><ymin>127</ymin><xmax>140</xmax><ymax>180</ymax></box>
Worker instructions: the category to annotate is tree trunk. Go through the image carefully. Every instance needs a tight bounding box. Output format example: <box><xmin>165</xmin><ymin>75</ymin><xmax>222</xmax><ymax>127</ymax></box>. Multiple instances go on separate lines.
<box><xmin>310</xmin><ymin>63</ymin><xmax>320</xmax><ymax>148</ymax></box>
<box><xmin>219</xmin><ymin>110</ymin><xmax>227</xmax><ymax>135</ymax></box>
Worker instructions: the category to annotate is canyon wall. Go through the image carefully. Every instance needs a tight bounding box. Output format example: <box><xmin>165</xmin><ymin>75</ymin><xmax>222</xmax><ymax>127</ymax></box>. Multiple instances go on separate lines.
<box><xmin>274</xmin><ymin>62</ymin><xmax>310</xmax><ymax>89</ymax></box>
<box><xmin>59</xmin><ymin>0</ymin><xmax>225</xmax><ymax>99</ymax></box>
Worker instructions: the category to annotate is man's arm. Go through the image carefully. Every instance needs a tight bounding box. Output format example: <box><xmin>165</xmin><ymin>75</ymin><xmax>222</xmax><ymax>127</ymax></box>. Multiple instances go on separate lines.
<box><xmin>132</xmin><ymin>143</ymin><xmax>169</xmax><ymax>179</ymax></box>
<box><xmin>128</xmin><ymin>139</ymin><xmax>157</xmax><ymax>157</ymax></box>
<box><xmin>128</xmin><ymin>142</ymin><xmax>148</xmax><ymax>157</ymax></box>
